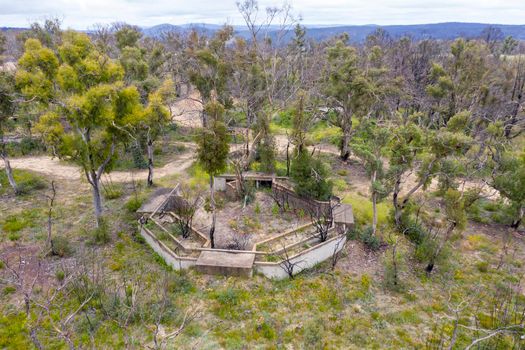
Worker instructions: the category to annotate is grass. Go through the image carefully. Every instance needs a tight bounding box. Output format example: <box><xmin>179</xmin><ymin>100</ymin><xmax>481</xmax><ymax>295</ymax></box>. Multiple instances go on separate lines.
<box><xmin>0</xmin><ymin>169</ymin><xmax>47</xmax><ymax>196</ymax></box>
<box><xmin>342</xmin><ymin>193</ymin><xmax>391</xmax><ymax>227</ymax></box>
<box><xmin>309</xmin><ymin>121</ymin><xmax>342</xmax><ymax>146</ymax></box>
<box><xmin>1</xmin><ymin>208</ymin><xmax>42</xmax><ymax>241</ymax></box>
<box><xmin>2</xmin><ymin>151</ymin><xmax>525</xmax><ymax>350</ymax></box>
<box><xmin>186</xmin><ymin>162</ymin><xmax>209</xmax><ymax>187</ymax></box>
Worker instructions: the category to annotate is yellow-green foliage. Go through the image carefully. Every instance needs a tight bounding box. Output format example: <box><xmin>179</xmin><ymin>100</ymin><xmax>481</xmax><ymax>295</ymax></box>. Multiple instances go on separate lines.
<box><xmin>332</xmin><ymin>178</ymin><xmax>348</xmax><ymax>192</ymax></box>
<box><xmin>0</xmin><ymin>169</ymin><xmax>46</xmax><ymax>195</ymax></box>
<box><xmin>465</xmin><ymin>234</ymin><xmax>495</xmax><ymax>253</ymax></box>
<box><xmin>269</xmin><ymin>122</ymin><xmax>289</xmax><ymax>135</ymax></box>
<box><xmin>342</xmin><ymin>193</ymin><xmax>390</xmax><ymax>226</ymax></box>
<box><xmin>309</xmin><ymin>123</ymin><xmax>342</xmax><ymax>145</ymax></box>
<box><xmin>0</xmin><ymin>313</ymin><xmax>31</xmax><ymax>348</ymax></box>
<box><xmin>187</xmin><ymin>162</ymin><xmax>209</xmax><ymax>187</ymax></box>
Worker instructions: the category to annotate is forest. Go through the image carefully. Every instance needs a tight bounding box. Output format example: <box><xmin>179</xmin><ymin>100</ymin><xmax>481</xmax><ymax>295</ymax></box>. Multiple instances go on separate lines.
<box><xmin>0</xmin><ymin>1</ymin><xmax>524</xmax><ymax>348</ymax></box>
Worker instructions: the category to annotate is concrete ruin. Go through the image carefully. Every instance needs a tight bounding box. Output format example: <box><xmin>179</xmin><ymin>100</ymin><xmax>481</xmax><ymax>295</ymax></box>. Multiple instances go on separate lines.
<box><xmin>138</xmin><ymin>175</ymin><xmax>354</xmax><ymax>279</ymax></box>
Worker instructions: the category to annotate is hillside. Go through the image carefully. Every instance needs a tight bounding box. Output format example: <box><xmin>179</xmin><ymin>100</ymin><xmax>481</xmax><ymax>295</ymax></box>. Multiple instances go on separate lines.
<box><xmin>140</xmin><ymin>22</ymin><xmax>525</xmax><ymax>41</ymax></box>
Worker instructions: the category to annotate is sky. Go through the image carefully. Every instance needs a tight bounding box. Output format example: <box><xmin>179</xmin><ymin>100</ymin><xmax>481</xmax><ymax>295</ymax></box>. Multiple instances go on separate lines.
<box><xmin>0</xmin><ymin>0</ymin><xmax>524</xmax><ymax>29</ymax></box>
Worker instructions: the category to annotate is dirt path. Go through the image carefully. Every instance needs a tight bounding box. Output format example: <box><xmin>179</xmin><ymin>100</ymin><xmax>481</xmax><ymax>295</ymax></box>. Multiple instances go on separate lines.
<box><xmin>3</xmin><ymin>151</ymin><xmax>196</xmax><ymax>183</ymax></box>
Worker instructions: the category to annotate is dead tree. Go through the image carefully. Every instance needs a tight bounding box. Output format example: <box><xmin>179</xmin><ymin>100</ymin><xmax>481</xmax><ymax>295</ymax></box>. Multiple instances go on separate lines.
<box><xmin>150</xmin><ymin>273</ymin><xmax>202</xmax><ymax>350</ymax></box>
<box><xmin>226</xmin><ymin>231</ymin><xmax>253</xmax><ymax>251</ymax></box>
<box><xmin>171</xmin><ymin>185</ymin><xmax>203</xmax><ymax>239</ymax></box>
<box><xmin>329</xmin><ymin>235</ymin><xmax>347</xmax><ymax>270</ymax></box>
<box><xmin>44</xmin><ymin>181</ymin><xmax>57</xmax><ymax>254</ymax></box>
<box><xmin>274</xmin><ymin>243</ymin><xmax>303</xmax><ymax>279</ymax></box>
<box><xmin>308</xmin><ymin>200</ymin><xmax>338</xmax><ymax>243</ymax></box>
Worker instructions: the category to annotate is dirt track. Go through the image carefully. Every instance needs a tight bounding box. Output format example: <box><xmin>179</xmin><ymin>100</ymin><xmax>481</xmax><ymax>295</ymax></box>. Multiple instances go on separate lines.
<box><xmin>3</xmin><ymin>151</ymin><xmax>196</xmax><ymax>182</ymax></box>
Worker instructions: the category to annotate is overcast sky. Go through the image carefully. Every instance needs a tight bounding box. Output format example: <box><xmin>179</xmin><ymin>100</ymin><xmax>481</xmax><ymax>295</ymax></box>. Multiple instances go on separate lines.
<box><xmin>0</xmin><ymin>0</ymin><xmax>524</xmax><ymax>29</ymax></box>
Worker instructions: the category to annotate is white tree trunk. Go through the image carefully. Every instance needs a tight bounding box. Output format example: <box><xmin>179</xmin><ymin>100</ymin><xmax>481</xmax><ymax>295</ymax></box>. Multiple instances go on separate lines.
<box><xmin>1</xmin><ymin>154</ymin><xmax>19</xmax><ymax>195</ymax></box>
<box><xmin>90</xmin><ymin>171</ymin><xmax>103</xmax><ymax>228</ymax></box>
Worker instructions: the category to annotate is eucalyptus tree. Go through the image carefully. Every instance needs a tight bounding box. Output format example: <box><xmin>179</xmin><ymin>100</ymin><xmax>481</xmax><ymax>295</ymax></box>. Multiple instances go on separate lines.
<box><xmin>139</xmin><ymin>80</ymin><xmax>175</xmax><ymax>187</ymax></box>
<box><xmin>236</xmin><ymin>0</ymin><xmax>299</xmax><ymax>172</ymax></box>
<box><xmin>388</xmin><ymin>111</ymin><xmax>473</xmax><ymax>227</ymax></box>
<box><xmin>352</xmin><ymin>120</ymin><xmax>391</xmax><ymax>235</ymax></box>
<box><xmin>17</xmin><ymin>31</ymin><xmax>144</xmax><ymax>227</ymax></box>
<box><xmin>425</xmin><ymin>39</ymin><xmax>492</xmax><ymax>128</ymax></box>
<box><xmin>186</xmin><ymin>26</ymin><xmax>234</xmax><ymax>127</ymax></box>
<box><xmin>195</xmin><ymin>101</ymin><xmax>230</xmax><ymax>248</ymax></box>
<box><xmin>230</xmin><ymin>36</ymin><xmax>266</xmax><ymax>159</ymax></box>
<box><xmin>324</xmin><ymin>38</ymin><xmax>373</xmax><ymax>160</ymax></box>
<box><xmin>491</xmin><ymin>151</ymin><xmax>525</xmax><ymax>229</ymax></box>
<box><xmin>0</xmin><ymin>64</ymin><xmax>19</xmax><ymax>194</ymax></box>
<box><xmin>422</xmin><ymin>188</ymin><xmax>468</xmax><ymax>274</ymax></box>
<box><xmin>17</xmin><ymin>18</ymin><xmax>63</xmax><ymax>52</ymax></box>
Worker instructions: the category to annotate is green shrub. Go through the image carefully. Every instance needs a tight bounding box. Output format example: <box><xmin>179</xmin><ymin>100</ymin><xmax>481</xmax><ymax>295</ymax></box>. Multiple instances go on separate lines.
<box><xmin>255</xmin><ymin>321</ymin><xmax>277</xmax><ymax>340</ymax></box>
<box><xmin>348</xmin><ymin>225</ymin><xmax>381</xmax><ymax>251</ymax></box>
<box><xmin>309</xmin><ymin>121</ymin><xmax>342</xmax><ymax>146</ymax></box>
<box><xmin>291</xmin><ymin>150</ymin><xmax>332</xmax><ymax>201</ymax></box>
<box><xmin>360</xmin><ymin>226</ymin><xmax>381</xmax><ymax>251</ymax></box>
<box><xmin>3</xmin><ymin>285</ymin><xmax>16</xmax><ymax>295</ymax></box>
<box><xmin>131</xmin><ymin>142</ymin><xmax>148</xmax><ymax>169</ymax></box>
<box><xmin>125</xmin><ymin>196</ymin><xmax>143</xmax><ymax>212</ymax></box>
<box><xmin>0</xmin><ymin>313</ymin><xmax>31</xmax><ymax>349</ymax></box>
<box><xmin>55</xmin><ymin>269</ymin><xmax>65</xmax><ymax>281</ymax></box>
<box><xmin>188</xmin><ymin>162</ymin><xmax>209</xmax><ymax>187</ymax></box>
<box><xmin>398</xmin><ymin>214</ymin><xmax>427</xmax><ymax>245</ymax></box>
<box><xmin>2</xmin><ymin>209</ymin><xmax>41</xmax><ymax>237</ymax></box>
<box><xmin>51</xmin><ymin>235</ymin><xmax>73</xmax><ymax>257</ymax></box>
<box><xmin>272</xmin><ymin>109</ymin><xmax>293</xmax><ymax>128</ymax></box>
<box><xmin>0</xmin><ymin>169</ymin><xmax>46</xmax><ymax>195</ymax></box>
<box><xmin>103</xmin><ymin>183</ymin><xmax>123</xmax><ymax>200</ymax></box>
<box><xmin>92</xmin><ymin>219</ymin><xmax>110</xmax><ymax>244</ymax></box>
<box><xmin>210</xmin><ymin>287</ymin><xmax>249</xmax><ymax>320</ymax></box>
<box><xmin>152</xmin><ymin>252</ymin><xmax>172</xmax><ymax>270</ymax></box>
<box><xmin>271</xmin><ymin>204</ymin><xmax>280</xmax><ymax>216</ymax></box>
<box><xmin>254</xmin><ymin>202</ymin><xmax>261</xmax><ymax>215</ymax></box>
<box><xmin>303</xmin><ymin>319</ymin><xmax>324</xmax><ymax>348</ymax></box>
<box><xmin>476</xmin><ymin>260</ymin><xmax>489</xmax><ymax>273</ymax></box>
<box><xmin>2</xmin><ymin>216</ymin><xmax>27</xmax><ymax>233</ymax></box>
<box><xmin>6</xmin><ymin>137</ymin><xmax>45</xmax><ymax>156</ymax></box>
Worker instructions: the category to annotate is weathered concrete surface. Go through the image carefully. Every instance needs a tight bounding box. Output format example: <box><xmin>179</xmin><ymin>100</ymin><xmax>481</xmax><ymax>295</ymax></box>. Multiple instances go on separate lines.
<box><xmin>254</xmin><ymin>235</ymin><xmax>347</xmax><ymax>279</ymax></box>
<box><xmin>195</xmin><ymin>250</ymin><xmax>255</xmax><ymax>277</ymax></box>
<box><xmin>140</xmin><ymin>227</ymin><xmax>197</xmax><ymax>270</ymax></box>
<box><xmin>137</xmin><ymin>188</ymin><xmax>173</xmax><ymax>213</ymax></box>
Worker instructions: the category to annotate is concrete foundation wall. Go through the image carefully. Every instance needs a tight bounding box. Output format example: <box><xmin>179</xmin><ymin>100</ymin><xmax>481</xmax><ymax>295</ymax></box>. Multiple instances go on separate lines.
<box><xmin>214</xmin><ymin>177</ymin><xmax>227</xmax><ymax>191</ymax></box>
<box><xmin>254</xmin><ymin>235</ymin><xmax>347</xmax><ymax>279</ymax></box>
<box><xmin>140</xmin><ymin>227</ymin><xmax>197</xmax><ymax>270</ymax></box>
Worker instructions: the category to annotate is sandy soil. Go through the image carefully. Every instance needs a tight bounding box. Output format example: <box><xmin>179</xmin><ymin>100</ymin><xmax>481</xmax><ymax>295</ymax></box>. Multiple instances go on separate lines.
<box><xmin>170</xmin><ymin>90</ymin><xmax>203</xmax><ymax>128</ymax></box>
<box><xmin>2</xmin><ymin>149</ymin><xmax>196</xmax><ymax>183</ymax></box>
<box><xmin>192</xmin><ymin>191</ymin><xmax>309</xmax><ymax>250</ymax></box>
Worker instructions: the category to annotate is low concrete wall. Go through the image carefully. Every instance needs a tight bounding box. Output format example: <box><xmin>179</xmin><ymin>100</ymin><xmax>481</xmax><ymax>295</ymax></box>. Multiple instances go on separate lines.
<box><xmin>140</xmin><ymin>226</ymin><xmax>197</xmax><ymax>270</ymax></box>
<box><xmin>214</xmin><ymin>177</ymin><xmax>227</xmax><ymax>191</ymax></box>
<box><xmin>253</xmin><ymin>235</ymin><xmax>347</xmax><ymax>279</ymax></box>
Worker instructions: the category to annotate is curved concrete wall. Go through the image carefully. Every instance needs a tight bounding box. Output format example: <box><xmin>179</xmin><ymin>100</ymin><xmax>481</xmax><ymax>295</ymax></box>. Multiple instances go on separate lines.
<box><xmin>253</xmin><ymin>235</ymin><xmax>346</xmax><ymax>279</ymax></box>
<box><xmin>140</xmin><ymin>227</ymin><xmax>197</xmax><ymax>270</ymax></box>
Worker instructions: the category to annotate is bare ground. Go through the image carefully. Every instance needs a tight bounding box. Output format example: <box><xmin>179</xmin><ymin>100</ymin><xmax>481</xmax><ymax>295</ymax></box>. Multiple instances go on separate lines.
<box><xmin>2</xmin><ymin>149</ymin><xmax>196</xmax><ymax>183</ymax></box>
<box><xmin>192</xmin><ymin>191</ymin><xmax>309</xmax><ymax>250</ymax></box>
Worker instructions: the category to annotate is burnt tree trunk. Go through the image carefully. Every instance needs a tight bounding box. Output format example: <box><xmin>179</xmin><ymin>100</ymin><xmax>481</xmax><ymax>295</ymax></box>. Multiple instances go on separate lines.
<box><xmin>209</xmin><ymin>174</ymin><xmax>216</xmax><ymax>248</ymax></box>
<box><xmin>147</xmin><ymin>133</ymin><xmax>154</xmax><ymax>187</ymax></box>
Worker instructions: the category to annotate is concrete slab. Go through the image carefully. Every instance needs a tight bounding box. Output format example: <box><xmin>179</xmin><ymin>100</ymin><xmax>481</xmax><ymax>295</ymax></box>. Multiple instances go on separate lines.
<box><xmin>137</xmin><ymin>188</ymin><xmax>173</xmax><ymax>213</ymax></box>
<box><xmin>195</xmin><ymin>250</ymin><xmax>255</xmax><ymax>277</ymax></box>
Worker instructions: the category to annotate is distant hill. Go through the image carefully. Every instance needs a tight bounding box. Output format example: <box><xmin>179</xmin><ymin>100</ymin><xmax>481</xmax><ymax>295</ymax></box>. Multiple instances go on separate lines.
<box><xmin>141</xmin><ymin>22</ymin><xmax>525</xmax><ymax>42</ymax></box>
<box><xmin>3</xmin><ymin>22</ymin><xmax>525</xmax><ymax>43</ymax></box>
